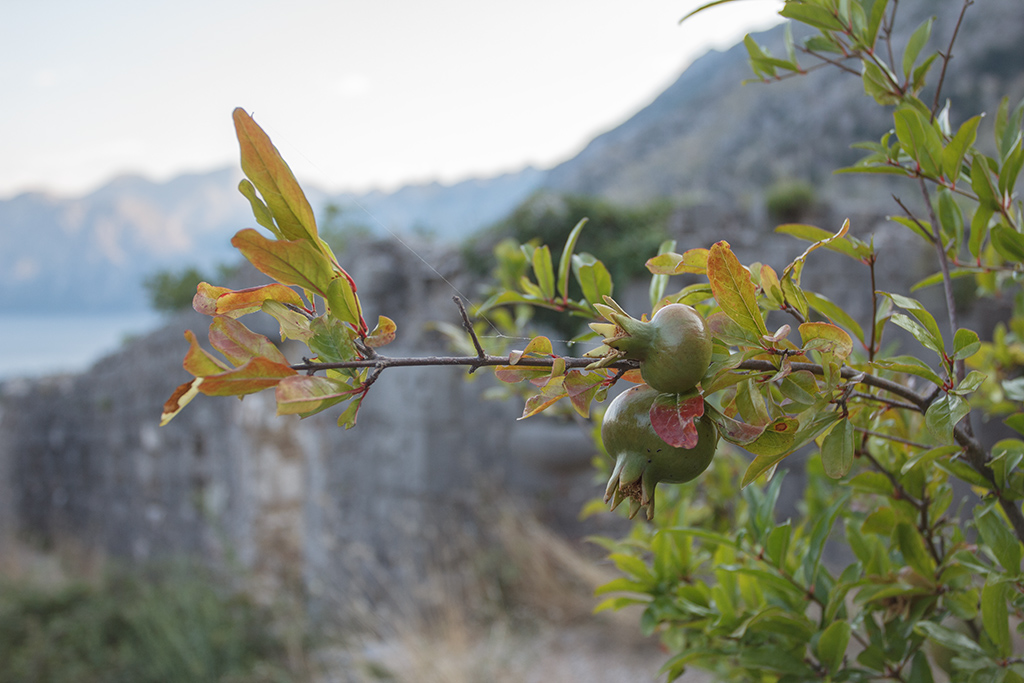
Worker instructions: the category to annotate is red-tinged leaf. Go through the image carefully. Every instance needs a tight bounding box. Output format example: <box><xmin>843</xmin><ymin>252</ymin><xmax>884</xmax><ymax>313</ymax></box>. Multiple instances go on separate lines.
<box><xmin>706</xmin><ymin>404</ymin><xmax>767</xmax><ymax>445</ymax></box>
<box><xmin>564</xmin><ymin>370</ymin><xmax>604</xmax><ymax>417</ymax></box>
<box><xmin>365</xmin><ymin>315</ymin><xmax>397</xmax><ymax>348</ymax></box>
<box><xmin>160</xmin><ymin>377</ymin><xmax>204</xmax><ymax>426</ymax></box>
<box><xmin>650</xmin><ymin>393</ymin><xmax>705</xmax><ymax>448</ymax></box>
<box><xmin>214</xmin><ymin>283</ymin><xmax>305</xmax><ymax>318</ymax></box>
<box><xmin>182</xmin><ymin>330</ymin><xmax>230</xmax><ymax>376</ymax></box>
<box><xmin>275</xmin><ymin>374</ymin><xmax>358</xmax><ymax>416</ymax></box>
<box><xmin>519</xmin><ymin>376</ymin><xmax>568</xmax><ymax>419</ymax></box>
<box><xmin>326</xmin><ymin>276</ymin><xmax>362</xmax><ymax>327</ymax></box>
<box><xmin>799</xmin><ymin>322</ymin><xmax>853</xmax><ymax>361</ymax></box>
<box><xmin>494</xmin><ymin>365</ymin><xmax>550</xmax><ymax>383</ymax></box>
<box><xmin>231</xmin><ymin>228</ymin><xmax>334</xmax><ymax>296</ymax></box>
<box><xmin>646</xmin><ymin>248</ymin><xmax>709</xmax><ymax>275</ymax></box>
<box><xmin>193</xmin><ymin>282</ymin><xmax>232</xmax><ymax>315</ymax></box>
<box><xmin>208</xmin><ymin>316</ymin><xmax>289</xmax><ymax>366</ymax></box>
<box><xmin>707</xmin><ymin>241</ymin><xmax>769</xmax><ymax>337</ymax></box>
<box><xmin>197</xmin><ymin>356</ymin><xmax>297</xmax><ymax>397</ymax></box>
<box><xmin>262</xmin><ymin>301</ymin><xmax>314</xmax><ymax>342</ymax></box>
<box><xmin>233</xmin><ymin>108</ymin><xmax>319</xmax><ymax>244</ymax></box>
<box><xmin>740</xmin><ymin>419</ymin><xmax>801</xmax><ymax>486</ymax></box>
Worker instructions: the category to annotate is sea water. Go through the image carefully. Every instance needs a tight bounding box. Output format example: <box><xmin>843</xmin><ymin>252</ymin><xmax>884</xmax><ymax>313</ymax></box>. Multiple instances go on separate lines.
<box><xmin>0</xmin><ymin>311</ymin><xmax>163</xmax><ymax>381</ymax></box>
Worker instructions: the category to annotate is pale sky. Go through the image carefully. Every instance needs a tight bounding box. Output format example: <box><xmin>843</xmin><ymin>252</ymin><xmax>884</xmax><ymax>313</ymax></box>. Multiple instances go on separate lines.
<box><xmin>3</xmin><ymin>0</ymin><xmax>784</xmax><ymax>200</ymax></box>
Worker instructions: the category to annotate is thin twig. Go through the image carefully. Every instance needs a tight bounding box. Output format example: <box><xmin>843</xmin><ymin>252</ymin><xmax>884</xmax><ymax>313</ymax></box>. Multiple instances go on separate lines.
<box><xmin>931</xmin><ymin>0</ymin><xmax>974</xmax><ymax>119</ymax></box>
<box><xmin>453</xmin><ymin>296</ymin><xmax>487</xmax><ymax>369</ymax></box>
<box><xmin>854</xmin><ymin>426</ymin><xmax>932</xmax><ymax>450</ymax></box>
<box><xmin>850</xmin><ymin>391</ymin><xmax>922</xmax><ymax>412</ymax></box>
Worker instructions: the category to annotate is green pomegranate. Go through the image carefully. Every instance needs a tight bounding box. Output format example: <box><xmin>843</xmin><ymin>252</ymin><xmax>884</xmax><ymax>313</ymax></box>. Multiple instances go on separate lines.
<box><xmin>601</xmin><ymin>384</ymin><xmax>718</xmax><ymax>520</ymax></box>
<box><xmin>591</xmin><ymin>301</ymin><xmax>713</xmax><ymax>395</ymax></box>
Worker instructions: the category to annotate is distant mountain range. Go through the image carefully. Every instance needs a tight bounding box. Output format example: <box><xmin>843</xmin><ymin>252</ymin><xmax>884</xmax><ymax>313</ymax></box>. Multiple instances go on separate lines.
<box><xmin>3</xmin><ymin>0</ymin><xmax>1020</xmax><ymax>313</ymax></box>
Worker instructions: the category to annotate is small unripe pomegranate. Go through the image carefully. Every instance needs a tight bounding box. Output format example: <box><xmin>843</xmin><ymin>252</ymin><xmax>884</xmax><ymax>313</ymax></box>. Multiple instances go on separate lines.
<box><xmin>591</xmin><ymin>302</ymin><xmax>713</xmax><ymax>395</ymax></box>
<box><xmin>601</xmin><ymin>384</ymin><xmax>718</xmax><ymax>520</ymax></box>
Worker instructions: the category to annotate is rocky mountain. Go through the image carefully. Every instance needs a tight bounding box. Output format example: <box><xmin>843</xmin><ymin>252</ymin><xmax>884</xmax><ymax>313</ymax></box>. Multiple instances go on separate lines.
<box><xmin>544</xmin><ymin>0</ymin><xmax>1024</xmax><ymax>211</ymax></box>
<box><xmin>0</xmin><ymin>167</ymin><xmax>545</xmax><ymax>313</ymax></box>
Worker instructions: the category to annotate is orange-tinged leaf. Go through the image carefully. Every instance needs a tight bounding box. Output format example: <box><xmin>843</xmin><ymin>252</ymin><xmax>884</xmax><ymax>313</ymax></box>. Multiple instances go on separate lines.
<box><xmin>799</xmin><ymin>322</ymin><xmax>854</xmax><ymax>361</ymax></box>
<box><xmin>193</xmin><ymin>282</ymin><xmax>232</xmax><ymax>315</ymax></box>
<box><xmin>231</xmin><ymin>228</ymin><xmax>334</xmax><ymax>296</ymax></box>
<box><xmin>620</xmin><ymin>369</ymin><xmax>645</xmax><ymax>384</ymax></box>
<box><xmin>208</xmin><ymin>316</ymin><xmax>289</xmax><ymax>366</ymax></box>
<box><xmin>233</xmin><ymin>108</ymin><xmax>319</xmax><ymax>244</ymax></box>
<box><xmin>160</xmin><ymin>377</ymin><xmax>204</xmax><ymax>426</ymax></box>
<box><xmin>365</xmin><ymin>315</ymin><xmax>397</xmax><ymax>348</ymax></box>
<box><xmin>707</xmin><ymin>241</ymin><xmax>769</xmax><ymax>337</ymax></box>
<box><xmin>197</xmin><ymin>356</ymin><xmax>296</xmax><ymax>396</ymax></box>
<box><xmin>275</xmin><ymin>375</ymin><xmax>358</xmax><ymax>416</ymax></box>
<box><xmin>645</xmin><ymin>248</ymin><xmax>709</xmax><ymax>275</ymax></box>
<box><xmin>214</xmin><ymin>283</ymin><xmax>305</xmax><ymax>318</ymax></box>
<box><xmin>182</xmin><ymin>330</ymin><xmax>231</xmax><ymax>376</ymax></box>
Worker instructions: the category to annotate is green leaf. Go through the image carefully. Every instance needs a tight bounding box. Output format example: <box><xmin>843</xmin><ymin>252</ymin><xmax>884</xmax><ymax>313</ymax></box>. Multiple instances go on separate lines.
<box><xmin>231</xmin><ymin>228</ymin><xmax>335</xmax><ymax>297</ymax></box>
<box><xmin>780</xmin><ymin>3</ymin><xmax>845</xmax><ymax>31</ymax></box>
<box><xmin>707</xmin><ymin>240</ymin><xmax>769</xmax><ymax>337</ymax></box>
<box><xmin>821</xmin><ymin>418</ymin><xmax>854</xmax><ymax>479</ymax></box>
<box><xmin>953</xmin><ymin>328</ymin><xmax>981</xmax><ymax>361</ymax></box>
<box><xmin>238</xmin><ymin>179</ymin><xmax>282</xmax><ymax>238</ymax></box>
<box><xmin>975</xmin><ymin>507</ymin><xmax>1022</xmax><ymax>575</ymax></box>
<box><xmin>765</xmin><ymin>521</ymin><xmax>792</xmax><ymax>569</ymax></box>
<box><xmin>991</xmin><ymin>225</ymin><xmax>1024</xmax><ymax>263</ymax></box>
<box><xmin>649</xmin><ymin>239</ymin><xmax>677</xmax><ymax>308</ymax></box>
<box><xmin>307</xmin><ymin>316</ymin><xmax>358</xmax><ymax>364</ymax></box>
<box><xmin>914</xmin><ymin>621</ymin><xmax>986</xmax><ymax>656</ymax></box>
<box><xmin>937</xmin><ymin>188</ymin><xmax>964</xmax><ymax>253</ymax></box>
<box><xmin>233</xmin><ymin>108</ymin><xmax>320</xmax><ymax>245</ymax></box>
<box><xmin>943</xmin><ymin>115</ymin><xmax>982</xmax><ymax>182</ymax></box>
<box><xmin>531</xmin><ymin>244</ymin><xmax>555</xmax><ymax>301</ymax></box>
<box><xmin>999</xmin><ymin>138</ymin><xmax>1024</xmax><ymax>197</ymax></box>
<box><xmin>981</xmin><ymin>581</ymin><xmax>1012</xmax><ymax>659</ymax></box>
<box><xmin>873</xmin><ymin>355</ymin><xmax>945</xmax><ymax>386</ymax></box>
<box><xmin>894</xmin><ymin>106</ymin><xmax>944</xmax><ymax>177</ymax></box>
<box><xmin>925</xmin><ymin>394</ymin><xmax>970</xmax><ymax>443</ymax></box>
<box><xmin>969</xmin><ymin>204</ymin><xmax>994</xmax><ymax>258</ymax></box>
<box><xmin>326</xmin><ymin>276</ymin><xmax>363</xmax><ymax>328</ymax></box>
<box><xmin>896</xmin><ymin>521</ymin><xmax>937</xmax><ymax>576</ymax></box>
<box><xmin>971</xmin><ymin>155</ymin><xmax>1000</xmax><ymax>209</ymax></box>
<box><xmin>801</xmin><ymin>493</ymin><xmax>849</xmax><ymax>585</ymax></box>
<box><xmin>863</xmin><ymin>61</ymin><xmax>900</xmax><ymax>105</ymax></box>
<box><xmin>901</xmin><ymin>16</ymin><xmax>933</xmax><ymax>77</ymax></box>
<box><xmin>557</xmin><ymin>218</ymin><xmax>587</xmax><ymax>301</ymax></box>
<box><xmin>262</xmin><ymin>300</ymin><xmax>314</xmax><ymax>342</ymax></box>
<box><xmin>817</xmin><ymin>620</ymin><xmax>851</xmax><ymax>673</ymax></box>
<box><xmin>900</xmin><ymin>445</ymin><xmax>962</xmax><ymax>475</ymax></box>
<box><xmin>891</xmin><ymin>312</ymin><xmax>944</xmax><ymax>356</ymax></box>
<box><xmin>572</xmin><ymin>254</ymin><xmax>613</xmax><ymax>307</ymax></box>
<box><xmin>740</xmin><ymin>419</ymin><xmax>801</xmax><ymax>486</ymax></box>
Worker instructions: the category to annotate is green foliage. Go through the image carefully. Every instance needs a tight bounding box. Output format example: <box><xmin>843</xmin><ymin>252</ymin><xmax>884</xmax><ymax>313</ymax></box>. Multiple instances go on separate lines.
<box><xmin>765</xmin><ymin>180</ymin><xmax>817</xmax><ymax>223</ymax></box>
<box><xmin>0</xmin><ymin>568</ymin><xmax>299</xmax><ymax>683</ymax></box>
<box><xmin>143</xmin><ymin>266</ymin><xmax>210</xmax><ymax>312</ymax></box>
<box><xmin>465</xmin><ymin>193</ymin><xmax>672</xmax><ymax>284</ymax></box>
